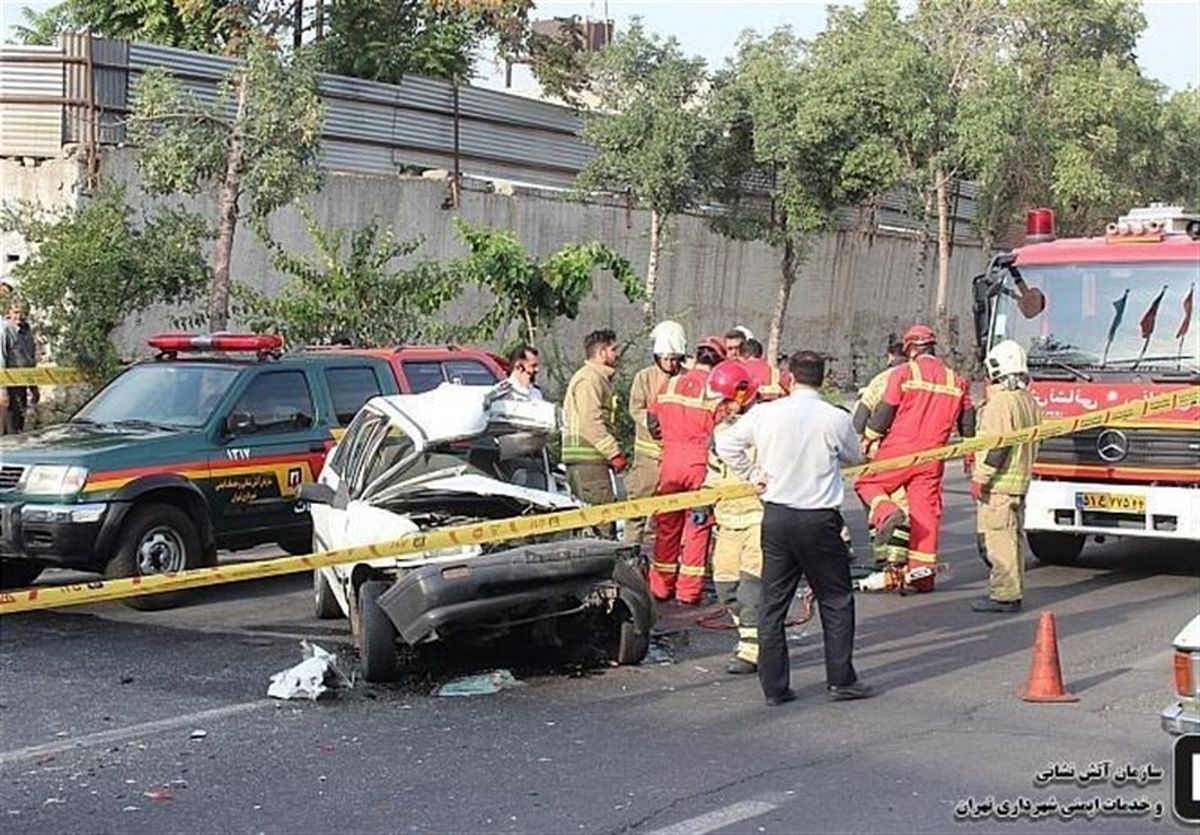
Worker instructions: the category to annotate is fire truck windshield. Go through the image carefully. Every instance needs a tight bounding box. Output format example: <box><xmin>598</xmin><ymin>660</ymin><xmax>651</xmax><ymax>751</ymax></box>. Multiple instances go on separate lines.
<box><xmin>994</xmin><ymin>261</ymin><xmax>1199</xmax><ymax>371</ymax></box>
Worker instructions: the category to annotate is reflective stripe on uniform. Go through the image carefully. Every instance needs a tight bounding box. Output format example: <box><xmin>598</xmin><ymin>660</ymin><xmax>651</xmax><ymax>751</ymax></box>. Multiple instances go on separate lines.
<box><xmin>634</xmin><ymin>438</ymin><xmax>662</xmax><ymax>459</ymax></box>
<box><xmin>908</xmin><ymin>549</ymin><xmax>937</xmax><ymax>564</ymax></box>
<box><xmin>678</xmin><ymin>563</ymin><xmax>707</xmax><ymax>577</ymax></box>
<box><xmin>650</xmin><ymin>560</ymin><xmax>679</xmax><ymax>574</ymax></box>
<box><xmin>900</xmin><ymin>361</ymin><xmax>963</xmax><ymax>398</ymax></box>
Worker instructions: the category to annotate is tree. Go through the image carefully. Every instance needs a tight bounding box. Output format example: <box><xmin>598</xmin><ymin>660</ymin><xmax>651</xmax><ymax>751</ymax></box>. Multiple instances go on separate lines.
<box><xmin>234</xmin><ymin>205</ymin><xmax>463</xmax><ymax>346</ymax></box>
<box><xmin>574</xmin><ymin>19</ymin><xmax>715</xmax><ymax>324</ymax></box>
<box><xmin>1</xmin><ymin>186</ymin><xmax>210</xmax><ymax>381</ymax></box>
<box><xmin>315</xmin><ymin>0</ymin><xmax>534</xmax><ymax>83</ymax></box>
<box><xmin>128</xmin><ymin>31</ymin><xmax>324</xmax><ymax>330</ymax></box>
<box><xmin>1158</xmin><ymin>88</ymin><xmax>1200</xmax><ymax>210</ymax></box>
<box><xmin>975</xmin><ymin>0</ymin><xmax>1161</xmax><ymax>236</ymax></box>
<box><xmin>452</xmin><ymin>219</ymin><xmax>645</xmax><ymax>347</ymax></box>
<box><xmin>709</xmin><ymin>26</ymin><xmax>904</xmax><ymax>361</ymax></box>
<box><xmin>12</xmin><ymin>0</ymin><xmax>289</xmax><ymax>53</ymax></box>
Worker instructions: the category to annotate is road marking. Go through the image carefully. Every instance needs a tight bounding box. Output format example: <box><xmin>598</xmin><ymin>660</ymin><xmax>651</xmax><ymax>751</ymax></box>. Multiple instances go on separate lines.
<box><xmin>0</xmin><ymin>700</ymin><xmax>272</xmax><ymax>767</ymax></box>
<box><xmin>645</xmin><ymin>798</ymin><xmax>780</xmax><ymax>835</ymax></box>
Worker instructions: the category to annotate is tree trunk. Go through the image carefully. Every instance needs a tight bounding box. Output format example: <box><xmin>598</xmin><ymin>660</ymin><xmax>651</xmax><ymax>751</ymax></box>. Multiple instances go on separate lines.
<box><xmin>767</xmin><ymin>237</ymin><xmax>797</xmax><ymax>366</ymax></box>
<box><xmin>643</xmin><ymin>208</ymin><xmax>663</xmax><ymax>325</ymax></box>
<box><xmin>934</xmin><ymin>170</ymin><xmax>951</xmax><ymax>318</ymax></box>
<box><xmin>209</xmin><ymin>72</ymin><xmax>249</xmax><ymax>331</ymax></box>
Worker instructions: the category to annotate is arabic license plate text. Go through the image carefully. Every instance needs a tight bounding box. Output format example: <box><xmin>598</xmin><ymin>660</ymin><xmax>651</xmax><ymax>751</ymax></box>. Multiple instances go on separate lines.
<box><xmin>1075</xmin><ymin>492</ymin><xmax>1145</xmax><ymax>513</ymax></box>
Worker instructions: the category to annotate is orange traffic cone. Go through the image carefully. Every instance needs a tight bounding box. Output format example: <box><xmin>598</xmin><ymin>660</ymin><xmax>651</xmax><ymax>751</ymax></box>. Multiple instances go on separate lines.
<box><xmin>1021</xmin><ymin>611</ymin><xmax>1078</xmax><ymax>703</ymax></box>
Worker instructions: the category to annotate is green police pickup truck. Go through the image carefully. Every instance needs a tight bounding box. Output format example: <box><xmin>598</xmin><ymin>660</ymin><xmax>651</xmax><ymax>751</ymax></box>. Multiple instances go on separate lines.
<box><xmin>0</xmin><ymin>334</ymin><xmax>400</xmax><ymax>608</ymax></box>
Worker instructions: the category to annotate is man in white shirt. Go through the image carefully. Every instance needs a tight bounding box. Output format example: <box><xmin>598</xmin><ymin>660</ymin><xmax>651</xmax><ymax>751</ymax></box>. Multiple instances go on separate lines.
<box><xmin>716</xmin><ymin>350</ymin><xmax>874</xmax><ymax>706</ymax></box>
<box><xmin>506</xmin><ymin>344</ymin><xmax>544</xmax><ymax>401</ymax></box>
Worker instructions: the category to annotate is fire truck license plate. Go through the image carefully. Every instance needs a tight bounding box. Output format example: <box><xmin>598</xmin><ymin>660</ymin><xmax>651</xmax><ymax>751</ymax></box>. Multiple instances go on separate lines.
<box><xmin>1075</xmin><ymin>492</ymin><xmax>1146</xmax><ymax>513</ymax></box>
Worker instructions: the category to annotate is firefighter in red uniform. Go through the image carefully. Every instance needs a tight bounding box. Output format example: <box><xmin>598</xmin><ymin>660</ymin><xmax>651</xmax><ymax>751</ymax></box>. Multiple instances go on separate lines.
<box><xmin>853</xmin><ymin>325</ymin><xmax>975</xmax><ymax>592</ymax></box>
<box><xmin>740</xmin><ymin>338</ymin><xmax>791</xmax><ymax>401</ymax></box>
<box><xmin>647</xmin><ymin>336</ymin><xmax>727</xmax><ymax>603</ymax></box>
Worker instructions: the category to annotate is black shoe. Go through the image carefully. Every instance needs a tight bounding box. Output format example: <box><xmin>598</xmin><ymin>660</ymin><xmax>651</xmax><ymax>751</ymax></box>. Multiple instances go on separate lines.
<box><xmin>972</xmin><ymin>597</ymin><xmax>1021</xmax><ymax>613</ymax></box>
<box><xmin>828</xmin><ymin>681</ymin><xmax>875</xmax><ymax>701</ymax></box>
<box><xmin>765</xmin><ymin>689</ymin><xmax>797</xmax><ymax>707</ymax></box>
<box><xmin>726</xmin><ymin>657</ymin><xmax>757</xmax><ymax>675</ymax></box>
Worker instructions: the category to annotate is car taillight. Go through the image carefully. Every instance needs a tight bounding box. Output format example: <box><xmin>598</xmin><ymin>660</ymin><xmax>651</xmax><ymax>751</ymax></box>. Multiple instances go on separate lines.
<box><xmin>1174</xmin><ymin>649</ymin><xmax>1199</xmax><ymax>697</ymax></box>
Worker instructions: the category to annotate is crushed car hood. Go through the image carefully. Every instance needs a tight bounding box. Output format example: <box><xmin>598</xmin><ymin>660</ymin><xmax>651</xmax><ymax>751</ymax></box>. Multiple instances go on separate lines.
<box><xmin>414</xmin><ymin>474</ymin><xmax>578</xmax><ymax>509</ymax></box>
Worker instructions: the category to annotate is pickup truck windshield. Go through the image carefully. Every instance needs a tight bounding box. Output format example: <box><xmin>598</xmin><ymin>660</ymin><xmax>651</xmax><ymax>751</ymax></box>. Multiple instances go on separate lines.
<box><xmin>74</xmin><ymin>364</ymin><xmax>241</xmax><ymax>428</ymax></box>
<box><xmin>996</xmin><ymin>261</ymin><xmax>1199</xmax><ymax>370</ymax></box>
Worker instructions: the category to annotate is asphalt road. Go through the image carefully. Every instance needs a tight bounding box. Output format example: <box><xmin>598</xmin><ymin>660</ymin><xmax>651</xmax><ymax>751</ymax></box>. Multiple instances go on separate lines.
<box><xmin>1</xmin><ymin>473</ymin><xmax>1196</xmax><ymax>834</ymax></box>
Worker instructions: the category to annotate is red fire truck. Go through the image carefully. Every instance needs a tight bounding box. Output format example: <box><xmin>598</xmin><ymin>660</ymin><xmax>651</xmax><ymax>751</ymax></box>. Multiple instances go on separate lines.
<box><xmin>973</xmin><ymin>204</ymin><xmax>1200</xmax><ymax>564</ymax></box>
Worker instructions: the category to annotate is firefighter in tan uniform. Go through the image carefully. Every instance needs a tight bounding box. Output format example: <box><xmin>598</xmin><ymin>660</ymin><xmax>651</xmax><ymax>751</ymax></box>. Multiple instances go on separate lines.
<box><xmin>851</xmin><ymin>337</ymin><xmax>908</xmax><ymax>565</ymax></box>
<box><xmin>624</xmin><ymin>321</ymin><xmax>686</xmax><ymax>550</ymax></box>
<box><xmin>562</xmin><ymin>329</ymin><xmax>625</xmax><ymax>536</ymax></box>
<box><xmin>970</xmin><ymin>340</ymin><xmax>1041</xmax><ymax>613</ymax></box>
<box><xmin>702</xmin><ymin>361</ymin><xmax>762</xmax><ymax>674</ymax></box>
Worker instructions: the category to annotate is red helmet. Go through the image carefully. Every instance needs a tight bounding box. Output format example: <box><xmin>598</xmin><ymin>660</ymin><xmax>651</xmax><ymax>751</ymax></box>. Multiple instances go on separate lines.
<box><xmin>902</xmin><ymin>325</ymin><xmax>937</xmax><ymax>351</ymax></box>
<box><xmin>696</xmin><ymin>335</ymin><xmax>728</xmax><ymax>361</ymax></box>
<box><xmin>707</xmin><ymin>360</ymin><xmax>758</xmax><ymax>406</ymax></box>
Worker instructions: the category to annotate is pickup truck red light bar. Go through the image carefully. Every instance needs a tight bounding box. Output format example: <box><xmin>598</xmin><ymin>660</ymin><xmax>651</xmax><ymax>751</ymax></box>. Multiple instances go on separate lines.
<box><xmin>147</xmin><ymin>333</ymin><xmax>284</xmax><ymax>352</ymax></box>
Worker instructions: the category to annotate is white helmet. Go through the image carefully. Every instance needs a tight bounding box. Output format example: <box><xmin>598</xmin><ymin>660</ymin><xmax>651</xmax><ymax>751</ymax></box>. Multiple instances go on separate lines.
<box><xmin>734</xmin><ymin>325</ymin><xmax>754</xmax><ymax>340</ymax></box>
<box><xmin>651</xmin><ymin>320</ymin><xmax>687</xmax><ymax>357</ymax></box>
<box><xmin>985</xmin><ymin>339</ymin><xmax>1028</xmax><ymax>381</ymax></box>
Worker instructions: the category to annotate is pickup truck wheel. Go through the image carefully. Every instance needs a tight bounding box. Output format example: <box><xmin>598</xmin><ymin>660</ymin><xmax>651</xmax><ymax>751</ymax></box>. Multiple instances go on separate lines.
<box><xmin>0</xmin><ymin>560</ymin><xmax>43</xmax><ymax>589</ymax></box>
<box><xmin>313</xmin><ymin>570</ymin><xmax>341</xmax><ymax>619</ymax></box>
<box><xmin>358</xmin><ymin>580</ymin><xmax>398</xmax><ymax>682</ymax></box>
<box><xmin>1027</xmin><ymin>531</ymin><xmax>1086</xmax><ymax>566</ymax></box>
<box><xmin>614</xmin><ymin>605</ymin><xmax>650</xmax><ymax>665</ymax></box>
<box><xmin>106</xmin><ymin>503</ymin><xmax>202</xmax><ymax>611</ymax></box>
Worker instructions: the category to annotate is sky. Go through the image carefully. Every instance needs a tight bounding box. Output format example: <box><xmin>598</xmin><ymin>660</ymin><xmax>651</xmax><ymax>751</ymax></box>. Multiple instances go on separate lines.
<box><xmin>2</xmin><ymin>0</ymin><xmax>1197</xmax><ymax>92</ymax></box>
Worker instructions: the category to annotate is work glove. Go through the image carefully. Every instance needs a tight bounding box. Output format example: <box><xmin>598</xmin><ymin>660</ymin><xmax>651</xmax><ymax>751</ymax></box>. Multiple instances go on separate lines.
<box><xmin>969</xmin><ymin>480</ymin><xmax>985</xmax><ymax>502</ymax></box>
<box><xmin>609</xmin><ymin>453</ymin><xmax>628</xmax><ymax>474</ymax></box>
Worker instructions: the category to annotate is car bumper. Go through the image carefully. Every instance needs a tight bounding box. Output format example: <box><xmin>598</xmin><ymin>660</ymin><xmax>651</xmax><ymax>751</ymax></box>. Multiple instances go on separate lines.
<box><xmin>378</xmin><ymin>539</ymin><xmax>654</xmax><ymax>645</ymax></box>
<box><xmin>1025</xmin><ymin>480</ymin><xmax>1200</xmax><ymax>540</ymax></box>
<box><xmin>0</xmin><ymin>501</ymin><xmax>125</xmax><ymax>570</ymax></box>
<box><xmin>1161</xmin><ymin>700</ymin><xmax>1200</xmax><ymax>735</ymax></box>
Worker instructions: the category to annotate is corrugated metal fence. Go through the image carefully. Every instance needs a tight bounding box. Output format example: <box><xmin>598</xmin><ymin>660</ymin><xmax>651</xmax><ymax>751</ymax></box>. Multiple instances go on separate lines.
<box><xmin>0</xmin><ymin>34</ymin><xmax>976</xmax><ymax>238</ymax></box>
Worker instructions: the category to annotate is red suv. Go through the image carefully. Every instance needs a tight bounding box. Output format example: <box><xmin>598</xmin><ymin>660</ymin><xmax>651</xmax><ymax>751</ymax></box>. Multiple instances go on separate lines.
<box><xmin>305</xmin><ymin>345</ymin><xmax>507</xmax><ymax>394</ymax></box>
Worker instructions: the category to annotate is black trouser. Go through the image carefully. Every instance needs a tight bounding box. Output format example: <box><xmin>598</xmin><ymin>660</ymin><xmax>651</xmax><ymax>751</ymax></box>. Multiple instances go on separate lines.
<box><xmin>2</xmin><ymin>387</ymin><xmax>26</xmax><ymax>434</ymax></box>
<box><xmin>759</xmin><ymin>504</ymin><xmax>857</xmax><ymax>698</ymax></box>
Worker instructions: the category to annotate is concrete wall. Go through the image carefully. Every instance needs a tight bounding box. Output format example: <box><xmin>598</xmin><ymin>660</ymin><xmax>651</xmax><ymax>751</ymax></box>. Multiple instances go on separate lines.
<box><xmin>3</xmin><ymin>147</ymin><xmax>989</xmax><ymax>388</ymax></box>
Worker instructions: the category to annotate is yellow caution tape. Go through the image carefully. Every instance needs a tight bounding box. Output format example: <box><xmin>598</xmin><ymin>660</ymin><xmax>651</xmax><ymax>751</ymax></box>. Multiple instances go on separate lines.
<box><xmin>0</xmin><ymin>366</ymin><xmax>85</xmax><ymax>386</ymax></box>
<box><xmin>0</xmin><ymin>384</ymin><xmax>1196</xmax><ymax>615</ymax></box>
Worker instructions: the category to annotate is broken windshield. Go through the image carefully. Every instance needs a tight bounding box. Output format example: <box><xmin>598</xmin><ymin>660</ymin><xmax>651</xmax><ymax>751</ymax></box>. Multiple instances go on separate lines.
<box><xmin>995</xmin><ymin>261</ymin><xmax>1199</xmax><ymax>370</ymax></box>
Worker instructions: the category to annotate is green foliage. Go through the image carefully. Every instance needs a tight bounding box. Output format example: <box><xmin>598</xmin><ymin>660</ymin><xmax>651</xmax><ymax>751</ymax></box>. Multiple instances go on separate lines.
<box><xmin>129</xmin><ymin>32</ymin><xmax>325</xmax><ymax>221</ymax></box>
<box><xmin>235</xmin><ymin>205</ymin><xmax>463</xmax><ymax>347</ymax></box>
<box><xmin>575</xmin><ymin>19</ymin><xmax>715</xmax><ymax>217</ymax></box>
<box><xmin>314</xmin><ymin>0</ymin><xmax>534</xmax><ymax>83</ymax></box>
<box><xmin>1</xmin><ymin>187</ymin><xmax>210</xmax><ymax>381</ymax></box>
<box><xmin>451</xmin><ymin>219</ymin><xmax>645</xmax><ymax>349</ymax></box>
<box><xmin>1158</xmin><ymin>88</ymin><xmax>1200</xmax><ymax>211</ymax></box>
<box><xmin>13</xmin><ymin>0</ymin><xmax>259</xmax><ymax>53</ymax></box>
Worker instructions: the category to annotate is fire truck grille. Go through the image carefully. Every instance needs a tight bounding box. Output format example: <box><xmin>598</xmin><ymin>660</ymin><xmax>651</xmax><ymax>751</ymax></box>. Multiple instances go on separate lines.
<box><xmin>1037</xmin><ymin>426</ymin><xmax>1200</xmax><ymax>471</ymax></box>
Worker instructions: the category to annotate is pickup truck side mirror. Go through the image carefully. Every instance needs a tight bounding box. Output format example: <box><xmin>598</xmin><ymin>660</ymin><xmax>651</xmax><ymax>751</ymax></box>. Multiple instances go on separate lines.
<box><xmin>225</xmin><ymin>411</ymin><xmax>255</xmax><ymax>436</ymax></box>
<box><xmin>297</xmin><ymin>482</ymin><xmax>336</xmax><ymax>505</ymax></box>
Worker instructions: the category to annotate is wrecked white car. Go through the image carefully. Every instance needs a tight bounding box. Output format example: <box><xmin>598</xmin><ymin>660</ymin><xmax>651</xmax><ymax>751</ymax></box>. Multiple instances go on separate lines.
<box><xmin>298</xmin><ymin>383</ymin><xmax>653</xmax><ymax>682</ymax></box>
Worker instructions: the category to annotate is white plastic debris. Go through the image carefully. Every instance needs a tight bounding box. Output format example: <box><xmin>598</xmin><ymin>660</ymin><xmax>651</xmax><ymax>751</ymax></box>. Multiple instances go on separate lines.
<box><xmin>188</xmin><ymin>729</ymin><xmax>207</xmax><ymax>740</ymax></box>
<box><xmin>267</xmin><ymin>641</ymin><xmax>351</xmax><ymax>701</ymax></box>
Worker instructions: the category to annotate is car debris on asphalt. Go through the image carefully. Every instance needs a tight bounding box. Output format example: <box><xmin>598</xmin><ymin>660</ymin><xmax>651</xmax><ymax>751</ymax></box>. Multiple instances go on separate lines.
<box><xmin>267</xmin><ymin>641</ymin><xmax>352</xmax><ymax>701</ymax></box>
<box><xmin>435</xmin><ymin>669</ymin><xmax>523</xmax><ymax>697</ymax></box>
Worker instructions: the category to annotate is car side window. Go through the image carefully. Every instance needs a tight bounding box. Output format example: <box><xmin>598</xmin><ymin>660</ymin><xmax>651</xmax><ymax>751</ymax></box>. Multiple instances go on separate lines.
<box><xmin>359</xmin><ymin>425</ymin><xmax>417</xmax><ymax>496</ymax></box>
<box><xmin>229</xmin><ymin>371</ymin><xmax>315</xmax><ymax>435</ymax></box>
<box><xmin>325</xmin><ymin>366</ymin><xmax>383</xmax><ymax>425</ymax></box>
<box><xmin>401</xmin><ymin>361</ymin><xmax>445</xmax><ymax>394</ymax></box>
<box><xmin>443</xmin><ymin>360</ymin><xmax>498</xmax><ymax>386</ymax></box>
<box><xmin>328</xmin><ymin>408</ymin><xmax>370</xmax><ymax>476</ymax></box>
